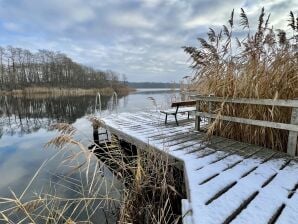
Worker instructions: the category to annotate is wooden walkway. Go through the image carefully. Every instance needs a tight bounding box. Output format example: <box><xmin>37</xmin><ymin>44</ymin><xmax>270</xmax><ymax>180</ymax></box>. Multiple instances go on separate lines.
<box><xmin>101</xmin><ymin>111</ymin><xmax>298</xmax><ymax>224</ymax></box>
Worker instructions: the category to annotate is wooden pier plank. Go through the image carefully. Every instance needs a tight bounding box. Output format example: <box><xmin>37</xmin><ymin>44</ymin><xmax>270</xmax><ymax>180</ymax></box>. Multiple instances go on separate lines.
<box><xmin>101</xmin><ymin>111</ymin><xmax>298</xmax><ymax>224</ymax></box>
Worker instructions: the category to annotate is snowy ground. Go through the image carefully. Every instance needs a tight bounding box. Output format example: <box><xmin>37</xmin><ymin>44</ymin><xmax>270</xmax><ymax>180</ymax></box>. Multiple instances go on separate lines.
<box><xmin>102</xmin><ymin>111</ymin><xmax>298</xmax><ymax>224</ymax></box>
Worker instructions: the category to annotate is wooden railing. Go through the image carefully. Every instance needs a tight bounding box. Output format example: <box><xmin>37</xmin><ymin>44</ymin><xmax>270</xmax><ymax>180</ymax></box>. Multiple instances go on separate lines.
<box><xmin>193</xmin><ymin>96</ymin><xmax>298</xmax><ymax>156</ymax></box>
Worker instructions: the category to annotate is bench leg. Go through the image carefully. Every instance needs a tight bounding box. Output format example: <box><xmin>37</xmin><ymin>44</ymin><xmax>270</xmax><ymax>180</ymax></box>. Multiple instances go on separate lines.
<box><xmin>165</xmin><ymin>114</ymin><xmax>168</xmax><ymax>124</ymax></box>
<box><xmin>175</xmin><ymin>114</ymin><xmax>179</xmax><ymax>126</ymax></box>
<box><xmin>187</xmin><ymin>112</ymin><xmax>190</xmax><ymax>119</ymax></box>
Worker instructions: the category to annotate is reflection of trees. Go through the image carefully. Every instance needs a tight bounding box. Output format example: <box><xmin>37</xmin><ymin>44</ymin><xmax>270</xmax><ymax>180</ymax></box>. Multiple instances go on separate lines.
<box><xmin>1</xmin><ymin>95</ymin><xmax>117</xmax><ymax>136</ymax></box>
<box><xmin>132</xmin><ymin>90</ymin><xmax>179</xmax><ymax>95</ymax></box>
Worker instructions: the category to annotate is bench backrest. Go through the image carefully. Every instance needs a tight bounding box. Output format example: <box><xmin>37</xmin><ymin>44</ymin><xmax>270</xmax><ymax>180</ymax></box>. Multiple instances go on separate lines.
<box><xmin>171</xmin><ymin>100</ymin><xmax>196</xmax><ymax>108</ymax></box>
<box><xmin>193</xmin><ymin>96</ymin><xmax>298</xmax><ymax>156</ymax></box>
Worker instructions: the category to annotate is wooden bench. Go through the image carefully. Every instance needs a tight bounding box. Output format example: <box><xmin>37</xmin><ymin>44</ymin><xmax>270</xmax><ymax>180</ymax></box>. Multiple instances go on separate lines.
<box><xmin>160</xmin><ymin>100</ymin><xmax>196</xmax><ymax>126</ymax></box>
<box><xmin>193</xmin><ymin>96</ymin><xmax>298</xmax><ymax>156</ymax></box>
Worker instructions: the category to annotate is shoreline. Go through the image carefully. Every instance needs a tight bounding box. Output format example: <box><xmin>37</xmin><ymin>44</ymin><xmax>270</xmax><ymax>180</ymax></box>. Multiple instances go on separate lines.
<box><xmin>0</xmin><ymin>86</ymin><xmax>136</xmax><ymax>97</ymax></box>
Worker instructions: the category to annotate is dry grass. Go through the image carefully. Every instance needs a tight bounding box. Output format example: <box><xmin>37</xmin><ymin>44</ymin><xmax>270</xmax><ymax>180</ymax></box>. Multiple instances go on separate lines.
<box><xmin>88</xmin><ymin>117</ymin><xmax>184</xmax><ymax>224</ymax></box>
<box><xmin>0</xmin><ymin>123</ymin><xmax>120</xmax><ymax>223</ymax></box>
<box><xmin>0</xmin><ymin>86</ymin><xmax>134</xmax><ymax>97</ymax></box>
<box><xmin>184</xmin><ymin>8</ymin><xmax>298</xmax><ymax>152</ymax></box>
<box><xmin>0</xmin><ymin>118</ymin><xmax>183</xmax><ymax>223</ymax></box>
<box><xmin>117</xmin><ymin>148</ymin><xmax>183</xmax><ymax>224</ymax></box>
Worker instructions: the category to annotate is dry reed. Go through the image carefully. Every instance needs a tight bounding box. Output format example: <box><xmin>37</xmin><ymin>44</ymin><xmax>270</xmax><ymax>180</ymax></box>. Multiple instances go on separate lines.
<box><xmin>0</xmin><ymin>123</ymin><xmax>120</xmax><ymax>223</ymax></box>
<box><xmin>0</xmin><ymin>86</ymin><xmax>134</xmax><ymax>97</ymax></box>
<box><xmin>88</xmin><ymin>117</ymin><xmax>184</xmax><ymax>224</ymax></box>
<box><xmin>116</xmin><ymin>148</ymin><xmax>183</xmax><ymax>224</ymax></box>
<box><xmin>183</xmin><ymin>8</ymin><xmax>298</xmax><ymax>152</ymax></box>
<box><xmin>0</xmin><ymin>118</ymin><xmax>183</xmax><ymax>223</ymax></box>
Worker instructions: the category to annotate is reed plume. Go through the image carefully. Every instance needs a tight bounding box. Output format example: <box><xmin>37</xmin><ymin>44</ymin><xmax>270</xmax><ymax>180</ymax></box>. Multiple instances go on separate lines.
<box><xmin>183</xmin><ymin>8</ymin><xmax>298</xmax><ymax>152</ymax></box>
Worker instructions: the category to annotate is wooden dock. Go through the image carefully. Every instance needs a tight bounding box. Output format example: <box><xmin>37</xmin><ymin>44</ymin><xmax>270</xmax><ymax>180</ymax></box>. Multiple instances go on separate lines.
<box><xmin>101</xmin><ymin>111</ymin><xmax>298</xmax><ymax>224</ymax></box>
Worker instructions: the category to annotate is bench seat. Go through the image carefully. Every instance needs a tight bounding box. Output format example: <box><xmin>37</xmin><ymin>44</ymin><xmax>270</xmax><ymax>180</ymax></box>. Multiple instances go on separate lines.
<box><xmin>160</xmin><ymin>100</ymin><xmax>196</xmax><ymax>125</ymax></box>
<box><xmin>160</xmin><ymin>106</ymin><xmax>196</xmax><ymax>114</ymax></box>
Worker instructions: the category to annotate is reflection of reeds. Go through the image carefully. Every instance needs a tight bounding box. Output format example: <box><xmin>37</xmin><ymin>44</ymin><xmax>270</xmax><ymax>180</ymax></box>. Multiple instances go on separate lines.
<box><xmin>0</xmin><ymin>86</ymin><xmax>134</xmax><ymax>97</ymax></box>
<box><xmin>0</xmin><ymin>122</ymin><xmax>120</xmax><ymax>223</ymax></box>
<box><xmin>1</xmin><ymin>118</ymin><xmax>183</xmax><ymax>223</ymax></box>
<box><xmin>184</xmin><ymin>9</ymin><xmax>298</xmax><ymax>152</ymax></box>
<box><xmin>147</xmin><ymin>97</ymin><xmax>158</xmax><ymax>110</ymax></box>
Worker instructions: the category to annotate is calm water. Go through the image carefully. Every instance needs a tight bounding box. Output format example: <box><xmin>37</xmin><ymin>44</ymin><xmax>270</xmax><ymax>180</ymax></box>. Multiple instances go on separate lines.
<box><xmin>0</xmin><ymin>88</ymin><xmax>180</xmax><ymax>222</ymax></box>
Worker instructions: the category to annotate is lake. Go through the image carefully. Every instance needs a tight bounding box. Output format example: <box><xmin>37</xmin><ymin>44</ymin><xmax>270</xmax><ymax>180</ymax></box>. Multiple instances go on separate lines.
<box><xmin>0</xmin><ymin>88</ymin><xmax>181</xmax><ymax>223</ymax></box>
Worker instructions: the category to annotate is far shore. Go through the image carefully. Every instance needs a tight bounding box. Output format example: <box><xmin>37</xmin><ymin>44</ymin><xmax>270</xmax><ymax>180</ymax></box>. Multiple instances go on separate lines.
<box><xmin>0</xmin><ymin>86</ymin><xmax>135</xmax><ymax>97</ymax></box>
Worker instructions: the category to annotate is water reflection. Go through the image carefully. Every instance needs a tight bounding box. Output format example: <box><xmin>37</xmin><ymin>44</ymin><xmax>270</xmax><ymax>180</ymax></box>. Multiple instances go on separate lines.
<box><xmin>0</xmin><ymin>95</ymin><xmax>115</xmax><ymax>137</ymax></box>
<box><xmin>0</xmin><ymin>89</ymin><xmax>180</xmax><ymax>223</ymax></box>
<box><xmin>0</xmin><ymin>89</ymin><xmax>180</xmax><ymax>137</ymax></box>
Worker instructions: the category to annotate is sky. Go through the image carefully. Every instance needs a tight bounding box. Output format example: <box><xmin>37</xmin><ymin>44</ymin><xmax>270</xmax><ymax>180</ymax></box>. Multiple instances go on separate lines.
<box><xmin>0</xmin><ymin>0</ymin><xmax>297</xmax><ymax>82</ymax></box>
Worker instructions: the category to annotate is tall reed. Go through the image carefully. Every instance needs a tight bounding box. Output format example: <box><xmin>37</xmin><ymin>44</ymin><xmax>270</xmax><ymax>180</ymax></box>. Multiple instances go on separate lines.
<box><xmin>89</xmin><ymin>117</ymin><xmax>184</xmax><ymax>224</ymax></box>
<box><xmin>0</xmin><ymin>123</ymin><xmax>121</xmax><ymax>223</ymax></box>
<box><xmin>0</xmin><ymin>118</ymin><xmax>183</xmax><ymax>223</ymax></box>
<box><xmin>184</xmin><ymin>8</ymin><xmax>298</xmax><ymax>152</ymax></box>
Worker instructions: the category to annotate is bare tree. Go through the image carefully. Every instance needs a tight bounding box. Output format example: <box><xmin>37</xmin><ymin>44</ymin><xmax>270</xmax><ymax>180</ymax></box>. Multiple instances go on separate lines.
<box><xmin>0</xmin><ymin>46</ymin><xmax>126</xmax><ymax>91</ymax></box>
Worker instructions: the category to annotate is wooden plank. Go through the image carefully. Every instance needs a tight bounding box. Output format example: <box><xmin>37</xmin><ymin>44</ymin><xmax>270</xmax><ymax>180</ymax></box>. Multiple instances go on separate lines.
<box><xmin>186</xmin><ymin>137</ymin><xmax>228</xmax><ymax>154</ymax></box>
<box><xmin>192</xmin><ymin>96</ymin><xmax>298</xmax><ymax>107</ymax></box>
<box><xmin>276</xmin><ymin>180</ymin><xmax>298</xmax><ymax>224</ymax></box>
<box><xmin>155</xmin><ymin>132</ymin><xmax>198</xmax><ymax>144</ymax></box>
<box><xmin>196</xmin><ymin>112</ymin><xmax>298</xmax><ymax>132</ymax></box>
<box><xmin>171</xmin><ymin>100</ymin><xmax>196</xmax><ymax>107</ymax></box>
<box><xmin>199</xmin><ymin>159</ymin><xmax>287</xmax><ymax>223</ymax></box>
<box><xmin>127</xmin><ymin>113</ymin><xmax>194</xmax><ymax>128</ymax></box>
<box><xmin>167</xmin><ymin>134</ymin><xmax>202</xmax><ymax>147</ymax></box>
<box><xmin>148</xmin><ymin>129</ymin><xmax>190</xmax><ymax>139</ymax></box>
<box><xmin>195</xmin><ymin>100</ymin><xmax>200</xmax><ymax>131</ymax></box>
<box><xmin>172</xmin><ymin>141</ymin><xmax>202</xmax><ymax>151</ymax></box>
<box><xmin>102</xmin><ymin>119</ymin><xmax>185</xmax><ymax>164</ymax></box>
<box><xmin>102</xmin><ymin>111</ymin><xmax>298</xmax><ymax>224</ymax></box>
<box><xmin>230</xmin><ymin>160</ymin><xmax>297</xmax><ymax>224</ymax></box>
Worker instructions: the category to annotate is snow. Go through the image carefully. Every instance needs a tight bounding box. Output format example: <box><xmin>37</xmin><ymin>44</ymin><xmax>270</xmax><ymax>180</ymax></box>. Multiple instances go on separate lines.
<box><xmin>160</xmin><ymin>106</ymin><xmax>196</xmax><ymax>114</ymax></box>
<box><xmin>102</xmin><ymin>112</ymin><xmax>298</xmax><ymax>224</ymax></box>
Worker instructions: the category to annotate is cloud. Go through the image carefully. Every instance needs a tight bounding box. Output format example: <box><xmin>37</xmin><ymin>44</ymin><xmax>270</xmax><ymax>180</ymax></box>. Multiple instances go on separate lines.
<box><xmin>0</xmin><ymin>0</ymin><xmax>296</xmax><ymax>82</ymax></box>
<box><xmin>3</xmin><ymin>22</ymin><xmax>21</xmax><ymax>32</ymax></box>
<box><xmin>108</xmin><ymin>11</ymin><xmax>154</xmax><ymax>29</ymax></box>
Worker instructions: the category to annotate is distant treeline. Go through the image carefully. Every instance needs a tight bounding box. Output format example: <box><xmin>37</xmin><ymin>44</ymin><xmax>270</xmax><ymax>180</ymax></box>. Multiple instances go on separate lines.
<box><xmin>0</xmin><ymin>46</ymin><xmax>125</xmax><ymax>91</ymax></box>
<box><xmin>127</xmin><ymin>82</ymin><xmax>179</xmax><ymax>88</ymax></box>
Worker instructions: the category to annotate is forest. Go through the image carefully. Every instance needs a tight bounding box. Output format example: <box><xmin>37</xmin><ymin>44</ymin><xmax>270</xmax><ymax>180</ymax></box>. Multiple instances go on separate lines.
<box><xmin>0</xmin><ymin>46</ymin><xmax>124</xmax><ymax>91</ymax></box>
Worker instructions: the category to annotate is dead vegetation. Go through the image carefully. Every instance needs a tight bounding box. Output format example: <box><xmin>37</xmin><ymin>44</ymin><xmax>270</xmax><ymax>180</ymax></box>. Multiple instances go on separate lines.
<box><xmin>0</xmin><ymin>122</ymin><xmax>120</xmax><ymax>223</ymax></box>
<box><xmin>0</xmin><ymin>118</ymin><xmax>184</xmax><ymax>223</ymax></box>
<box><xmin>89</xmin><ymin>117</ymin><xmax>184</xmax><ymax>224</ymax></box>
<box><xmin>0</xmin><ymin>86</ymin><xmax>134</xmax><ymax>97</ymax></box>
<box><xmin>183</xmin><ymin>8</ymin><xmax>298</xmax><ymax>151</ymax></box>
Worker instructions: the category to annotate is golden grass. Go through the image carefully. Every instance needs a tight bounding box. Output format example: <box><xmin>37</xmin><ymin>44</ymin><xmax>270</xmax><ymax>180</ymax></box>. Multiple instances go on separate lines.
<box><xmin>0</xmin><ymin>118</ymin><xmax>183</xmax><ymax>223</ymax></box>
<box><xmin>184</xmin><ymin>8</ymin><xmax>298</xmax><ymax>152</ymax></box>
<box><xmin>88</xmin><ymin>117</ymin><xmax>184</xmax><ymax>223</ymax></box>
<box><xmin>115</xmin><ymin>147</ymin><xmax>183</xmax><ymax>224</ymax></box>
<box><xmin>0</xmin><ymin>123</ymin><xmax>120</xmax><ymax>223</ymax></box>
<box><xmin>0</xmin><ymin>86</ymin><xmax>135</xmax><ymax>97</ymax></box>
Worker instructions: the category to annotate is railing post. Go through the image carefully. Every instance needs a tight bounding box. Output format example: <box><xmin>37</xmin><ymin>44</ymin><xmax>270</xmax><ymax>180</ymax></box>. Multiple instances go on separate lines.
<box><xmin>195</xmin><ymin>100</ymin><xmax>201</xmax><ymax>131</ymax></box>
<box><xmin>208</xmin><ymin>94</ymin><xmax>215</xmax><ymax>124</ymax></box>
<box><xmin>287</xmin><ymin>107</ymin><xmax>298</xmax><ymax>156</ymax></box>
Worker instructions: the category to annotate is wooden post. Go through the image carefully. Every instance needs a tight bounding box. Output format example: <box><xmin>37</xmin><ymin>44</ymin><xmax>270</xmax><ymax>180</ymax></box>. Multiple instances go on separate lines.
<box><xmin>287</xmin><ymin>107</ymin><xmax>298</xmax><ymax>156</ymax></box>
<box><xmin>93</xmin><ymin>125</ymin><xmax>100</xmax><ymax>146</ymax></box>
<box><xmin>195</xmin><ymin>100</ymin><xmax>201</xmax><ymax>131</ymax></box>
<box><xmin>208</xmin><ymin>94</ymin><xmax>215</xmax><ymax>124</ymax></box>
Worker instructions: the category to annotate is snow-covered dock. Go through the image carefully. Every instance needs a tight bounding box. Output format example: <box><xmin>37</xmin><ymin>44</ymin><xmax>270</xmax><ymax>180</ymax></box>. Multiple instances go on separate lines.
<box><xmin>101</xmin><ymin>111</ymin><xmax>298</xmax><ymax>224</ymax></box>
